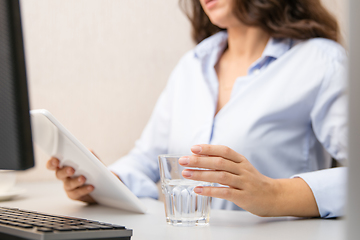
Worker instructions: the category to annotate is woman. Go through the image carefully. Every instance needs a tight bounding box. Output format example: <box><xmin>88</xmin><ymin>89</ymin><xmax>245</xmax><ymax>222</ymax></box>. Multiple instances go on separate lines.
<box><xmin>47</xmin><ymin>0</ymin><xmax>347</xmax><ymax>218</ymax></box>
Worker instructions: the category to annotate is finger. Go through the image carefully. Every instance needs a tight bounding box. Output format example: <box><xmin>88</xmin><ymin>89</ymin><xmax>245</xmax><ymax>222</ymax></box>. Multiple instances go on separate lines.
<box><xmin>111</xmin><ymin>171</ymin><xmax>122</xmax><ymax>182</ymax></box>
<box><xmin>89</xmin><ymin>149</ymin><xmax>100</xmax><ymax>161</ymax></box>
<box><xmin>88</xmin><ymin>149</ymin><xmax>105</xmax><ymax>165</ymax></box>
<box><xmin>64</xmin><ymin>175</ymin><xmax>86</xmax><ymax>191</ymax></box>
<box><xmin>194</xmin><ymin>186</ymin><xmax>239</xmax><ymax>202</ymax></box>
<box><xmin>56</xmin><ymin>166</ymin><xmax>75</xmax><ymax>181</ymax></box>
<box><xmin>46</xmin><ymin>157</ymin><xmax>59</xmax><ymax>170</ymax></box>
<box><xmin>67</xmin><ymin>185</ymin><xmax>94</xmax><ymax>201</ymax></box>
<box><xmin>182</xmin><ymin>169</ymin><xmax>242</xmax><ymax>189</ymax></box>
<box><xmin>78</xmin><ymin>194</ymin><xmax>97</xmax><ymax>204</ymax></box>
<box><xmin>179</xmin><ymin>155</ymin><xmax>239</xmax><ymax>173</ymax></box>
<box><xmin>191</xmin><ymin>144</ymin><xmax>245</xmax><ymax>163</ymax></box>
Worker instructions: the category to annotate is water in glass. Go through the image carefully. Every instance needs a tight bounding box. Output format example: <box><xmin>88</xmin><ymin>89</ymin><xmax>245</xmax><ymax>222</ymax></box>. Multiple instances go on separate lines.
<box><xmin>162</xmin><ymin>179</ymin><xmax>212</xmax><ymax>226</ymax></box>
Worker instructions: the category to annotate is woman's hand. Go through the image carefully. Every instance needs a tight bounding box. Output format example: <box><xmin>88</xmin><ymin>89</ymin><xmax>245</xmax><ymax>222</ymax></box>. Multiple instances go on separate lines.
<box><xmin>179</xmin><ymin>144</ymin><xmax>320</xmax><ymax>217</ymax></box>
<box><xmin>46</xmin><ymin>157</ymin><xmax>96</xmax><ymax>204</ymax></box>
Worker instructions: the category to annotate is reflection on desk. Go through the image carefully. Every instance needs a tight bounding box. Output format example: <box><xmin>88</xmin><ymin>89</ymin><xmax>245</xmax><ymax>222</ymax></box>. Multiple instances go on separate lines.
<box><xmin>0</xmin><ymin>181</ymin><xmax>344</xmax><ymax>240</ymax></box>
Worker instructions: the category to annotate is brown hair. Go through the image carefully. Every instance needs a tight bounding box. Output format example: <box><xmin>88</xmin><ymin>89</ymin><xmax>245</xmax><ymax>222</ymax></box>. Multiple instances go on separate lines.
<box><xmin>180</xmin><ymin>0</ymin><xmax>339</xmax><ymax>44</ymax></box>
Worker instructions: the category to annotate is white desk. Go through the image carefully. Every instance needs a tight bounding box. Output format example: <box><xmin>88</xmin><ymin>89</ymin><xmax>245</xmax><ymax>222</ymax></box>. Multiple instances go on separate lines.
<box><xmin>0</xmin><ymin>181</ymin><xmax>345</xmax><ymax>240</ymax></box>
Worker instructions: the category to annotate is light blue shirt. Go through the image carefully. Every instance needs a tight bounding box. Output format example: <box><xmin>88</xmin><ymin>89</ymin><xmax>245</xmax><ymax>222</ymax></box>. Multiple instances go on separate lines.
<box><xmin>109</xmin><ymin>31</ymin><xmax>348</xmax><ymax>218</ymax></box>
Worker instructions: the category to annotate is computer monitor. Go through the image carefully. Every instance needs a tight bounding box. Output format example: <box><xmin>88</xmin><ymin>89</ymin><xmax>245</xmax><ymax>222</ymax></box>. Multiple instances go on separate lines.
<box><xmin>0</xmin><ymin>0</ymin><xmax>34</xmax><ymax>170</ymax></box>
<box><xmin>347</xmin><ymin>0</ymin><xmax>360</xmax><ymax>239</ymax></box>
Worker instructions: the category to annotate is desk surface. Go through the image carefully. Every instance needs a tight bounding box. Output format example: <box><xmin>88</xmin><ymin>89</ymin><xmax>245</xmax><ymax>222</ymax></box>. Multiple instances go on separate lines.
<box><xmin>0</xmin><ymin>181</ymin><xmax>345</xmax><ymax>240</ymax></box>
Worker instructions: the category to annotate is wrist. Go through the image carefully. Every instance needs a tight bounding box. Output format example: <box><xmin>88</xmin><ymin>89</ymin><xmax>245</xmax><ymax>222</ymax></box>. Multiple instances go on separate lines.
<box><xmin>265</xmin><ymin>178</ymin><xmax>284</xmax><ymax>217</ymax></box>
<box><xmin>270</xmin><ymin>178</ymin><xmax>320</xmax><ymax>217</ymax></box>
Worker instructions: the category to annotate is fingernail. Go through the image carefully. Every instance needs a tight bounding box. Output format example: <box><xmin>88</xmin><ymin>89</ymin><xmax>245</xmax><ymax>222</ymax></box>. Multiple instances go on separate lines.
<box><xmin>78</xmin><ymin>176</ymin><xmax>84</xmax><ymax>183</ymax></box>
<box><xmin>182</xmin><ymin>170</ymin><xmax>193</xmax><ymax>177</ymax></box>
<box><xmin>191</xmin><ymin>145</ymin><xmax>202</xmax><ymax>154</ymax></box>
<box><xmin>179</xmin><ymin>157</ymin><xmax>190</xmax><ymax>165</ymax></box>
<box><xmin>194</xmin><ymin>187</ymin><xmax>203</xmax><ymax>194</ymax></box>
<box><xmin>87</xmin><ymin>186</ymin><xmax>94</xmax><ymax>191</ymax></box>
<box><xmin>67</xmin><ymin>168</ymin><xmax>74</xmax><ymax>175</ymax></box>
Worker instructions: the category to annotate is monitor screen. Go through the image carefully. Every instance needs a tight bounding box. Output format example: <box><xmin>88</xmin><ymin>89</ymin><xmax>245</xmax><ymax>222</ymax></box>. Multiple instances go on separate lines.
<box><xmin>0</xmin><ymin>0</ymin><xmax>34</xmax><ymax>170</ymax></box>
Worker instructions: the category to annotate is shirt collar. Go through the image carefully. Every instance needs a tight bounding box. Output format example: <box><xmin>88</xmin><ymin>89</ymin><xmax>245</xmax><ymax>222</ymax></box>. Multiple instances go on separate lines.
<box><xmin>194</xmin><ymin>31</ymin><xmax>228</xmax><ymax>60</ymax></box>
<box><xmin>194</xmin><ymin>31</ymin><xmax>293</xmax><ymax>62</ymax></box>
<box><xmin>261</xmin><ymin>37</ymin><xmax>293</xmax><ymax>60</ymax></box>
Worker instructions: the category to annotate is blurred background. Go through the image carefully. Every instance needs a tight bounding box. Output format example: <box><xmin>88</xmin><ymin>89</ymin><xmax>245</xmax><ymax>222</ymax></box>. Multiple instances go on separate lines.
<box><xmin>17</xmin><ymin>0</ymin><xmax>349</xmax><ymax>182</ymax></box>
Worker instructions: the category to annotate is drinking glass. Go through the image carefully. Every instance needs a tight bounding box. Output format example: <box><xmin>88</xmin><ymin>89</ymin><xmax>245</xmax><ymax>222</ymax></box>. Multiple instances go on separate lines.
<box><xmin>158</xmin><ymin>154</ymin><xmax>213</xmax><ymax>226</ymax></box>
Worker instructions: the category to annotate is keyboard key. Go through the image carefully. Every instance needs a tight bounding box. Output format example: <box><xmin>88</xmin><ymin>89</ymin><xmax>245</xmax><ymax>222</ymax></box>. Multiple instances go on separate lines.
<box><xmin>37</xmin><ymin>227</ymin><xmax>53</xmax><ymax>232</ymax></box>
<box><xmin>84</xmin><ymin>225</ymin><xmax>101</xmax><ymax>230</ymax></box>
<box><xmin>16</xmin><ymin>223</ymin><xmax>33</xmax><ymax>229</ymax></box>
<box><xmin>69</xmin><ymin>226</ymin><xmax>88</xmax><ymax>231</ymax></box>
<box><xmin>112</xmin><ymin>225</ymin><xmax>126</xmax><ymax>229</ymax></box>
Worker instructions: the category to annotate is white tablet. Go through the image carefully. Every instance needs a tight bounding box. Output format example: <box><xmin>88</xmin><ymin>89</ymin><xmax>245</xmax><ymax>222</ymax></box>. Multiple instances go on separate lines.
<box><xmin>30</xmin><ymin>109</ymin><xmax>147</xmax><ymax>214</ymax></box>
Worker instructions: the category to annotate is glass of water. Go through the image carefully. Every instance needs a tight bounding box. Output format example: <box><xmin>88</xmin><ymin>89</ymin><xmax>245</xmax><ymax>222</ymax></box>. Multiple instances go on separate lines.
<box><xmin>158</xmin><ymin>154</ymin><xmax>213</xmax><ymax>227</ymax></box>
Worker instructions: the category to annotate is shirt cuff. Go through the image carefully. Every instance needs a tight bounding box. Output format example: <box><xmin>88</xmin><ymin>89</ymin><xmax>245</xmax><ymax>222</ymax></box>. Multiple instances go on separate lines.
<box><xmin>291</xmin><ymin>167</ymin><xmax>347</xmax><ymax>218</ymax></box>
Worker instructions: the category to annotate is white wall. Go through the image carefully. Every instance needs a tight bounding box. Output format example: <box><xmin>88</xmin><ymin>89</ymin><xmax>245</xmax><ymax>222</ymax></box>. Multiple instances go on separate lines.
<box><xmin>17</xmin><ymin>0</ymin><xmax>348</xmax><ymax>182</ymax></box>
<box><xmin>17</xmin><ymin>0</ymin><xmax>194</xmax><ymax>181</ymax></box>
<box><xmin>322</xmin><ymin>0</ymin><xmax>349</xmax><ymax>45</ymax></box>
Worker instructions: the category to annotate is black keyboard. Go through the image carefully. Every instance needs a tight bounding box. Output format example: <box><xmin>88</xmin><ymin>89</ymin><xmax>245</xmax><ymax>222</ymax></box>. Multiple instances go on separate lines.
<box><xmin>0</xmin><ymin>206</ymin><xmax>132</xmax><ymax>240</ymax></box>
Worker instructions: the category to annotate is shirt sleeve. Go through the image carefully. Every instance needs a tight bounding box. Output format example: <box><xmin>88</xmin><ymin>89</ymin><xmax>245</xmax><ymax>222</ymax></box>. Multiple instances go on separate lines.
<box><xmin>293</xmin><ymin>53</ymin><xmax>348</xmax><ymax>218</ymax></box>
<box><xmin>293</xmin><ymin>167</ymin><xmax>347</xmax><ymax>218</ymax></box>
<box><xmin>108</xmin><ymin>75</ymin><xmax>174</xmax><ymax>199</ymax></box>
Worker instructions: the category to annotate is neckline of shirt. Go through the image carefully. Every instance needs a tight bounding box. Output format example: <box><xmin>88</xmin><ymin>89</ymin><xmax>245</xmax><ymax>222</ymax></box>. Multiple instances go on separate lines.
<box><xmin>194</xmin><ymin>31</ymin><xmax>293</xmax><ymax>75</ymax></box>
